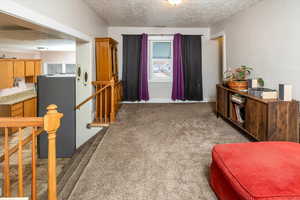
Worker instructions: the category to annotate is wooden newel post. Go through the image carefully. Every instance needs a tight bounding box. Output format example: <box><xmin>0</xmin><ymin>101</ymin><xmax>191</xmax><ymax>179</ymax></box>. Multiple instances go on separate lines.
<box><xmin>44</xmin><ymin>104</ymin><xmax>63</xmax><ymax>200</ymax></box>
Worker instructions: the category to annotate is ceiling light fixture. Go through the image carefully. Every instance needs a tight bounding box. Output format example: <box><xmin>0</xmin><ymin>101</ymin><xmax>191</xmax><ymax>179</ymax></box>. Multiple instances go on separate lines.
<box><xmin>168</xmin><ymin>0</ymin><xmax>182</xmax><ymax>6</ymax></box>
<box><xmin>36</xmin><ymin>46</ymin><xmax>48</xmax><ymax>50</ymax></box>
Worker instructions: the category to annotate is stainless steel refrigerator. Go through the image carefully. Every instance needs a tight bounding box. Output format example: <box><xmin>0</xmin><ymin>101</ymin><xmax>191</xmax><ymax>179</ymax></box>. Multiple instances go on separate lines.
<box><xmin>37</xmin><ymin>74</ymin><xmax>76</xmax><ymax>158</ymax></box>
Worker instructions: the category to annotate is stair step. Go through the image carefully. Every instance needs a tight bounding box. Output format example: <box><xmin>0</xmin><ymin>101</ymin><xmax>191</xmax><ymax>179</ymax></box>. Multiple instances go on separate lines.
<box><xmin>59</xmin><ymin>128</ymin><xmax>108</xmax><ymax>200</ymax></box>
<box><xmin>88</xmin><ymin>122</ymin><xmax>110</xmax><ymax>128</ymax></box>
<box><xmin>39</xmin><ymin>128</ymin><xmax>108</xmax><ymax>200</ymax></box>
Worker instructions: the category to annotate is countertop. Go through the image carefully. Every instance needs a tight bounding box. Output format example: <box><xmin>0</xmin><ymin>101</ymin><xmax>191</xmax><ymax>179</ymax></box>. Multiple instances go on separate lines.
<box><xmin>0</xmin><ymin>90</ymin><xmax>37</xmax><ymax>105</ymax></box>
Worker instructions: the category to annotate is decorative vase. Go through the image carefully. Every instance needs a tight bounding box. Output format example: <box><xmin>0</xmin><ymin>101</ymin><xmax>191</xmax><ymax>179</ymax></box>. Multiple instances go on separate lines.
<box><xmin>227</xmin><ymin>80</ymin><xmax>248</xmax><ymax>91</ymax></box>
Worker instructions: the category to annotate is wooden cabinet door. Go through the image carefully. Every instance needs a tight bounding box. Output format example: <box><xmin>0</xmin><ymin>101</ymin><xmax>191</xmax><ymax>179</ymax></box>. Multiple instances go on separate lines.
<box><xmin>245</xmin><ymin>99</ymin><xmax>267</xmax><ymax>140</ymax></box>
<box><xmin>25</xmin><ymin>61</ymin><xmax>35</xmax><ymax>76</ymax></box>
<box><xmin>267</xmin><ymin>102</ymin><xmax>299</xmax><ymax>142</ymax></box>
<box><xmin>11</xmin><ymin>102</ymin><xmax>24</xmax><ymax>133</ymax></box>
<box><xmin>216</xmin><ymin>86</ymin><xmax>229</xmax><ymax>117</ymax></box>
<box><xmin>35</xmin><ymin>61</ymin><xmax>41</xmax><ymax>76</ymax></box>
<box><xmin>33</xmin><ymin>61</ymin><xmax>42</xmax><ymax>83</ymax></box>
<box><xmin>24</xmin><ymin>98</ymin><xmax>37</xmax><ymax>117</ymax></box>
<box><xmin>13</xmin><ymin>60</ymin><xmax>25</xmax><ymax>78</ymax></box>
<box><xmin>96</xmin><ymin>41</ymin><xmax>111</xmax><ymax>81</ymax></box>
<box><xmin>0</xmin><ymin>60</ymin><xmax>14</xmax><ymax>89</ymax></box>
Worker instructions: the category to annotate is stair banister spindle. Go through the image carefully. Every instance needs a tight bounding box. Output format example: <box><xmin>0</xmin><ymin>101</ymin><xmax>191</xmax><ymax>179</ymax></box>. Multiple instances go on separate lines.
<box><xmin>110</xmin><ymin>81</ymin><xmax>116</xmax><ymax>122</ymax></box>
<box><xmin>44</xmin><ymin>104</ymin><xmax>63</xmax><ymax>200</ymax></box>
<box><xmin>100</xmin><ymin>91</ymin><xmax>103</xmax><ymax>123</ymax></box>
<box><xmin>31</xmin><ymin>127</ymin><xmax>37</xmax><ymax>200</ymax></box>
<box><xmin>105</xmin><ymin>88</ymin><xmax>108</xmax><ymax>123</ymax></box>
<box><xmin>96</xmin><ymin>85</ymin><xmax>99</xmax><ymax>122</ymax></box>
<box><xmin>3</xmin><ymin>127</ymin><xmax>11</xmax><ymax>197</ymax></box>
<box><xmin>18</xmin><ymin>128</ymin><xmax>24</xmax><ymax>197</ymax></box>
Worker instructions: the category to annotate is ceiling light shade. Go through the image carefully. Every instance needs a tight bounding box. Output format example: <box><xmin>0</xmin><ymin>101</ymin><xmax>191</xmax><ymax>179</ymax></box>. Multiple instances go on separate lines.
<box><xmin>168</xmin><ymin>0</ymin><xmax>182</xmax><ymax>6</ymax></box>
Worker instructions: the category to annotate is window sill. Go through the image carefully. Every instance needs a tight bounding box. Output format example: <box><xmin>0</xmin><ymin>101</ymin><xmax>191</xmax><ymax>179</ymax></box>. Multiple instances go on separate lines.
<box><xmin>149</xmin><ymin>80</ymin><xmax>172</xmax><ymax>83</ymax></box>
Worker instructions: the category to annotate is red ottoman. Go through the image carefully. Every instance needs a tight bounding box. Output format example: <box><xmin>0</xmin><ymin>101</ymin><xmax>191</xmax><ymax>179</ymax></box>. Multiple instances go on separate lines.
<box><xmin>210</xmin><ymin>142</ymin><xmax>300</xmax><ymax>200</ymax></box>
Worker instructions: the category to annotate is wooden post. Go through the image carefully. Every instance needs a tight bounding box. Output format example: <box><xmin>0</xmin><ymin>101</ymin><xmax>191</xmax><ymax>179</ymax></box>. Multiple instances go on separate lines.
<box><xmin>3</xmin><ymin>127</ymin><xmax>11</xmax><ymax>197</ymax></box>
<box><xmin>43</xmin><ymin>104</ymin><xmax>63</xmax><ymax>200</ymax></box>
<box><xmin>110</xmin><ymin>81</ymin><xmax>116</xmax><ymax>122</ymax></box>
<box><xmin>18</xmin><ymin>128</ymin><xmax>24</xmax><ymax>197</ymax></box>
<box><xmin>31</xmin><ymin>127</ymin><xmax>37</xmax><ymax>200</ymax></box>
<box><xmin>95</xmin><ymin>85</ymin><xmax>99</xmax><ymax>122</ymax></box>
<box><xmin>105</xmin><ymin>88</ymin><xmax>108</xmax><ymax>123</ymax></box>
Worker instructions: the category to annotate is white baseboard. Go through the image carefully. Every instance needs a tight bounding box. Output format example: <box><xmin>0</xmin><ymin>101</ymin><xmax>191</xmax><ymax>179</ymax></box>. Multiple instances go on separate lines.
<box><xmin>122</xmin><ymin>97</ymin><xmax>216</xmax><ymax>104</ymax></box>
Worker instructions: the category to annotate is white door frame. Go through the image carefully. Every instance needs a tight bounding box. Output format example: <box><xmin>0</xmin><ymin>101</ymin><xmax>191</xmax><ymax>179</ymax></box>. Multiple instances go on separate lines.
<box><xmin>211</xmin><ymin>31</ymin><xmax>227</xmax><ymax>78</ymax></box>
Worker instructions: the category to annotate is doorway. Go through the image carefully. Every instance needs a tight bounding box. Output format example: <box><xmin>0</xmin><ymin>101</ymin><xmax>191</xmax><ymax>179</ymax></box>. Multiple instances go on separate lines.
<box><xmin>212</xmin><ymin>35</ymin><xmax>226</xmax><ymax>83</ymax></box>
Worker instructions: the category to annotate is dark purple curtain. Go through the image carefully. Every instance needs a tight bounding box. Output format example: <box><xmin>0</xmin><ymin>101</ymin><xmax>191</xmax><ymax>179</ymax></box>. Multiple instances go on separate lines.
<box><xmin>139</xmin><ymin>33</ymin><xmax>149</xmax><ymax>101</ymax></box>
<box><xmin>172</xmin><ymin>33</ymin><xmax>185</xmax><ymax>100</ymax></box>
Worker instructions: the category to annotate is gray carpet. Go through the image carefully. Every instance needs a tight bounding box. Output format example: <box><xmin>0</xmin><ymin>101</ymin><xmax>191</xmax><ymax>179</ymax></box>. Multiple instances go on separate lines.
<box><xmin>69</xmin><ymin>103</ymin><xmax>249</xmax><ymax>200</ymax></box>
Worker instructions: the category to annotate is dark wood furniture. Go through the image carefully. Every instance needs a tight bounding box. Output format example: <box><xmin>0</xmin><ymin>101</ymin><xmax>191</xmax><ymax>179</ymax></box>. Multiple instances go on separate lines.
<box><xmin>216</xmin><ymin>84</ymin><xmax>299</xmax><ymax>142</ymax></box>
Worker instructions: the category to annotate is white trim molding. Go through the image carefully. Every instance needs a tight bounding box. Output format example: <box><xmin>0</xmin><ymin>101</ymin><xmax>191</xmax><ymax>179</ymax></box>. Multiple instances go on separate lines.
<box><xmin>210</xmin><ymin>31</ymin><xmax>227</xmax><ymax>76</ymax></box>
<box><xmin>122</xmin><ymin>97</ymin><xmax>215</xmax><ymax>104</ymax></box>
<box><xmin>0</xmin><ymin>0</ymin><xmax>92</xmax><ymax>42</ymax></box>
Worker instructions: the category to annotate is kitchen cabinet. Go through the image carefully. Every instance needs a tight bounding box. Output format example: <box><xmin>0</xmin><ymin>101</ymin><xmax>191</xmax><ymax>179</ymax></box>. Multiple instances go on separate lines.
<box><xmin>0</xmin><ymin>60</ymin><xmax>14</xmax><ymax>89</ymax></box>
<box><xmin>13</xmin><ymin>60</ymin><xmax>25</xmax><ymax>78</ymax></box>
<box><xmin>25</xmin><ymin>61</ymin><xmax>35</xmax><ymax>76</ymax></box>
<box><xmin>35</xmin><ymin>61</ymin><xmax>41</xmax><ymax>76</ymax></box>
<box><xmin>0</xmin><ymin>59</ymin><xmax>42</xmax><ymax>89</ymax></box>
<box><xmin>0</xmin><ymin>101</ymin><xmax>24</xmax><ymax>133</ymax></box>
<box><xmin>0</xmin><ymin>97</ymin><xmax>37</xmax><ymax>133</ymax></box>
<box><xmin>32</xmin><ymin>61</ymin><xmax>42</xmax><ymax>83</ymax></box>
<box><xmin>24</xmin><ymin>97</ymin><xmax>37</xmax><ymax>117</ymax></box>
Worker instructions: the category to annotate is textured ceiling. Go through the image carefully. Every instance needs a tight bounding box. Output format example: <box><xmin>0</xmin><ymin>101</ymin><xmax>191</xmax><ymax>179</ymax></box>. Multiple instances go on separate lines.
<box><xmin>84</xmin><ymin>0</ymin><xmax>262</xmax><ymax>27</ymax></box>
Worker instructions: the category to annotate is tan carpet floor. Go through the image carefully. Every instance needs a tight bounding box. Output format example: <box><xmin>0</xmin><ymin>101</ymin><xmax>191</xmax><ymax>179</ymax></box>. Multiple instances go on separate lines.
<box><xmin>69</xmin><ymin>103</ymin><xmax>249</xmax><ymax>200</ymax></box>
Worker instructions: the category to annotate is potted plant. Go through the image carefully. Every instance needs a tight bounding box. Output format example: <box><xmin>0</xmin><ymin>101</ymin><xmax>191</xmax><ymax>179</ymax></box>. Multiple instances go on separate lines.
<box><xmin>224</xmin><ymin>66</ymin><xmax>253</xmax><ymax>91</ymax></box>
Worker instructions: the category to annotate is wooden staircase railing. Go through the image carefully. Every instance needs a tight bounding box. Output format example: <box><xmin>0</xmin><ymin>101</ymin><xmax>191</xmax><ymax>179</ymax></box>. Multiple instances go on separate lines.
<box><xmin>114</xmin><ymin>81</ymin><xmax>123</xmax><ymax>114</ymax></box>
<box><xmin>76</xmin><ymin>79</ymin><xmax>123</xmax><ymax>127</ymax></box>
<box><xmin>0</xmin><ymin>104</ymin><xmax>63</xmax><ymax>200</ymax></box>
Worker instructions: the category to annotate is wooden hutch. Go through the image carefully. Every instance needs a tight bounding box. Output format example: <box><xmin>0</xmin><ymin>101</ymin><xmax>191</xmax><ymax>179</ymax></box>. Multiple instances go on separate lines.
<box><xmin>91</xmin><ymin>38</ymin><xmax>122</xmax><ymax>126</ymax></box>
<box><xmin>216</xmin><ymin>84</ymin><xmax>299</xmax><ymax>142</ymax></box>
<box><xmin>95</xmin><ymin>38</ymin><xmax>119</xmax><ymax>82</ymax></box>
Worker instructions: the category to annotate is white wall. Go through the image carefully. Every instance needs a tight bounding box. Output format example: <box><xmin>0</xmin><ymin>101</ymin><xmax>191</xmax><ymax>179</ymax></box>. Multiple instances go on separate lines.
<box><xmin>40</xmin><ymin>51</ymin><xmax>76</xmax><ymax>63</ymax></box>
<box><xmin>9</xmin><ymin>0</ymin><xmax>107</xmax><ymax>37</ymax></box>
<box><xmin>0</xmin><ymin>50</ymin><xmax>41</xmax><ymax>59</ymax></box>
<box><xmin>211</xmin><ymin>0</ymin><xmax>300</xmax><ymax>100</ymax></box>
<box><xmin>1</xmin><ymin>0</ymin><xmax>108</xmax><ymax>148</ymax></box>
<box><xmin>108</xmin><ymin>27</ymin><xmax>219</xmax><ymax>102</ymax></box>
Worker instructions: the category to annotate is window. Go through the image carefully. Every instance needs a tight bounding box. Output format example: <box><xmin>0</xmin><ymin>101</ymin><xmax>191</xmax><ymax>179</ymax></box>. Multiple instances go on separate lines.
<box><xmin>44</xmin><ymin>63</ymin><xmax>76</xmax><ymax>74</ymax></box>
<box><xmin>66</xmin><ymin>64</ymin><xmax>76</xmax><ymax>74</ymax></box>
<box><xmin>149</xmin><ymin>37</ymin><xmax>173</xmax><ymax>82</ymax></box>
<box><xmin>47</xmin><ymin>64</ymin><xmax>63</xmax><ymax>74</ymax></box>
